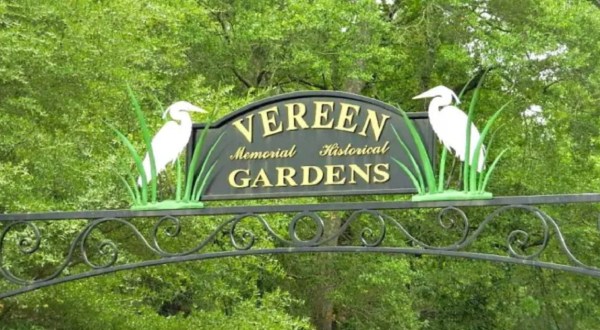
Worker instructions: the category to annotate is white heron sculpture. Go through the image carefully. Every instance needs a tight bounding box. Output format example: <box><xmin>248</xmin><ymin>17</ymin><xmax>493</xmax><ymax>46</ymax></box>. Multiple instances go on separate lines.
<box><xmin>413</xmin><ymin>86</ymin><xmax>485</xmax><ymax>172</ymax></box>
<box><xmin>138</xmin><ymin>101</ymin><xmax>206</xmax><ymax>185</ymax></box>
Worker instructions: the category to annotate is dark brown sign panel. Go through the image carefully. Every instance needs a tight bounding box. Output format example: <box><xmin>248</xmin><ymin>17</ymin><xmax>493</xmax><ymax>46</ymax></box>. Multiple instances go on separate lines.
<box><xmin>188</xmin><ymin>91</ymin><xmax>435</xmax><ymax>200</ymax></box>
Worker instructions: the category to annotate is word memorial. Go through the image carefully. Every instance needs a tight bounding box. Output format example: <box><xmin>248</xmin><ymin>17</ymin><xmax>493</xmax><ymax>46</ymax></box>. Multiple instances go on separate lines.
<box><xmin>189</xmin><ymin>91</ymin><xmax>435</xmax><ymax>200</ymax></box>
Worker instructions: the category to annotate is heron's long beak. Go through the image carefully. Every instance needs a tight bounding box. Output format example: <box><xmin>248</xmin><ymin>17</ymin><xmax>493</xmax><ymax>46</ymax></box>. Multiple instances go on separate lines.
<box><xmin>186</xmin><ymin>106</ymin><xmax>207</xmax><ymax>113</ymax></box>
<box><xmin>412</xmin><ymin>90</ymin><xmax>438</xmax><ymax>100</ymax></box>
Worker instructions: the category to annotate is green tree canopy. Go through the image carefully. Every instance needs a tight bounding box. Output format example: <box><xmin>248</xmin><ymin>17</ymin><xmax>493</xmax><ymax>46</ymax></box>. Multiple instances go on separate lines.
<box><xmin>1</xmin><ymin>0</ymin><xmax>600</xmax><ymax>329</ymax></box>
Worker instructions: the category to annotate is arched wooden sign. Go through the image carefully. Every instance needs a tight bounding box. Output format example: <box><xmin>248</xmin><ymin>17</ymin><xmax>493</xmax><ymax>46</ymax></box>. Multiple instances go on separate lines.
<box><xmin>188</xmin><ymin>91</ymin><xmax>435</xmax><ymax>200</ymax></box>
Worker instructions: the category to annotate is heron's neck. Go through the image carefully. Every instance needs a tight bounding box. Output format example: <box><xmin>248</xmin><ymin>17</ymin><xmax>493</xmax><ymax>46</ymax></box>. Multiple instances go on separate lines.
<box><xmin>170</xmin><ymin>111</ymin><xmax>192</xmax><ymax>127</ymax></box>
<box><xmin>428</xmin><ymin>97</ymin><xmax>447</xmax><ymax>118</ymax></box>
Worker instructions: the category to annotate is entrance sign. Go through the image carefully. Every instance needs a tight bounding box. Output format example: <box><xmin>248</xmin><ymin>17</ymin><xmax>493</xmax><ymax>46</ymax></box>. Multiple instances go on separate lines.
<box><xmin>3</xmin><ymin>87</ymin><xmax>600</xmax><ymax>300</ymax></box>
<box><xmin>188</xmin><ymin>91</ymin><xmax>435</xmax><ymax>200</ymax></box>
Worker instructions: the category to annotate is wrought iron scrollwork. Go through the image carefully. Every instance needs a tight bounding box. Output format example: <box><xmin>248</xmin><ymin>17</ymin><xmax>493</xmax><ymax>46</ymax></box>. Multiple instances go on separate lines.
<box><xmin>1</xmin><ymin>221</ymin><xmax>43</xmax><ymax>285</ymax></box>
<box><xmin>1</xmin><ymin>195</ymin><xmax>600</xmax><ymax>299</ymax></box>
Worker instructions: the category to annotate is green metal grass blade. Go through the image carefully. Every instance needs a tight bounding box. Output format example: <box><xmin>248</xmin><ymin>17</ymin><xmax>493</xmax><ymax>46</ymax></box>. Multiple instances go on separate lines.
<box><xmin>480</xmin><ymin>148</ymin><xmax>508</xmax><ymax>192</ymax></box>
<box><xmin>192</xmin><ymin>132</ymin><xmax>225</xmax><ymax>199</ymax></box>
<box><xmin>437</xmin><ymin>147</ymin><xmax>448</xmax><ymax>192</ymax></box>
<box><xmin>458</xmin><ymin>74</ymin><xmax>479</xmax><ymax>99</ymax></box>
<box><xmin>107</xmin><ymin>123</ymin><xmax>147</xmax><ymax>204</ymax></box>
<box><xmin>118</xmin><ymin>175</ymin><xmax>138</xmax><ymax>205</ymax></box>
<box><xmin>392</xmin><ymin>157</ymin><xmax>423</xmax><ymax>194</ymax></box>
<box><xmin>151</xmin><ymin>95</ymin><xmax>164</xmax><ymax>117</ymax></box>
<box><xmin>392</xmin><ymin>126</ymin><xmax>425</xmax><ymax>192</ymax></box>
<box><xmin>184</xmin><ymin>123</ymin><xmax>212</xmax><ymax>201</ymax></box>
<box><xmin>126</xmin><ymin>172</ymin><xmax>141</xmax><ymax>204</ymax></box>
<box><xmin>399</xmin><ymin>110</ymin><xmax>436</xmax><ymax>193</ymax></box>
<box><xmin>469</xmin><ymin>101</ymin><xmax>511</xmax><ymax>191</ymax></box>
<box><xmin>457</xmin><ymin>73</ymin><xmax>479</xmax><ymax>191</ymax></box>
<box><xmin>463</xmin><ymin>71</ymin><xmax>488</xmax><ymax>192</ymax></box>
<box><xmin>438</xmin><ymin>71</ymin><xmax>477</xmax><ymax>191</ymax></box>
<box><xmin>478</xmin><ymin>125</ymin><xmax>504</xmax><ymax>191</ymax></box>
<box><xmin>193</xmin><ymin>161</ymin><xmax>218</xmax><ymax>201</ymax></box>
<box><xmin>127</xmin><ymin>85</ymin><xmax>157</xmax><ymax>202</ymax></box>
<box><xmin>176</xmin><ymin>157</ymin><xmax>182</xmax><ymax>201</ymax></box>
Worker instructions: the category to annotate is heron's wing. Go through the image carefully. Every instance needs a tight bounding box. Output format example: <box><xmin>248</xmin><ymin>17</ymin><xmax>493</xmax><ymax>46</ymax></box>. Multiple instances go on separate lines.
<box><xmin>138</xmin><ymin>121</ymin><xmax>191</xmax><ymax>185</ymax></box>
<box><xmin>434</xmin><ymin>106</ymin><xmax>468</xmax><ymax>157</ymax></box>
<box><xmin>437</xmin><ymin>106</ymin><xmax>486</xmax><ymax>171</ymax></box>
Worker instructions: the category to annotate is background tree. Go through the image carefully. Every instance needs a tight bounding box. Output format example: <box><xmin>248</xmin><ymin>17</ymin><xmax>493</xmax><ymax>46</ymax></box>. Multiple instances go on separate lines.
<box><xmin>1</xmin><ymin>0</ymin><xmax>600</xmax><ymax>329</ymax></box>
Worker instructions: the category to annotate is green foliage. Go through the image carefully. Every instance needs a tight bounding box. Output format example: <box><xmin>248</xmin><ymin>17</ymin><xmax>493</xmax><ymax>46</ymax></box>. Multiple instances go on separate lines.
<box><xmin>2</xmin><ymin>0</ymin><xmax>600</xmax><ymax>329</ymax></box>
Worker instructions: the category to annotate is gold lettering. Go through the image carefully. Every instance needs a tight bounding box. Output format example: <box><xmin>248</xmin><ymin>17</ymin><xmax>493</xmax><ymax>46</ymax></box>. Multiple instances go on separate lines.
<box><xmin>372</xmin><ymin>163</ymin><xmax>390</xmax><ymax>183</ymax></box>
<box><xmin>348</xmin><ymin>164</ymin><xmax>371</xmax><ymax>184</ymax></box>
<box><xmin>286</xmin><ymin>103</ymin><xmax>309</xmax><ymax>131</ymax></box>
<box><xmin>312</xmin><ymin>101</ymin><xmax>335</xmax><ymax>129</ymax></box>
<box><xmin>335</xmin><ymin>103</ymin><xmax>360</xmax><ymax>132</ymax></box>
<box><xmin>259</xmin><ymin>106</ymin><xmax>283</xmax><ymax>137</ymax></box>
<box><xmin>229</xmin><ymin>147</ymin><xmax>246</xmax><ymax>160</ymax></box>
<box><xmin>358</xmin><ymin>110</ymin><xmax>390</xmax><ymax>141</ymax></box>
<box><xmin>379</xmin><ymin>141</ymin><xmax>390</xmax><ymax>154</ymax></box>
<box><xmin>229</xmin><ymin>146</ymin><xmax>297</xmax><ymax>160</ymax></box>
<box><xmin>251</xmin><ymin>169</ymin><xmax>273</xmax><ymax>187</ymax></box>
<box><xmin>318</xmin><ymin>142</ymin><xmax>390</xmax><ymax>157</ymax></box>
<box><xmin>301</xmin><ymin>166</ymin><xmax>324</xmax><ymax>185</ymax></box>
<box><xmin>232</xmin><ymin>115</ymin><xmax>254</xmax><ymax>143</ymax></box>
<box><xmin>324</xmin><ymin>165</ymin><xmax>346</xmax><ymax>185</ymax></box>
<box><xmin>286</xmin><ymin>145</ymin><xmax>298</xmax><ymax>157</ymax></box>
<box><xmin>276</xmin><ymin>167</ymin><xmax>297</xmax><ymax>187</ymax></box>
<box><xmin>319</xmin><ymin>144</ymin><xmax>335</xmax><ymax>157</ymax></box>
<box><xmin>229</xmin><ymin>169</ymin><xmax>251</xmax><ymax>188</ymax></box>
<box><xmin>233</xmin><ymin>103</ymin><xmax>394</xmax><ymax>142</ymax></box>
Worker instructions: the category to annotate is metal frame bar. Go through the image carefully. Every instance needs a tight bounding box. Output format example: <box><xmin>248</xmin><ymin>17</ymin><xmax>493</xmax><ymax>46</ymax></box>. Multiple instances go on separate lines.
<box><xmin>1</xmin><ymin>193</ymin><xmax>599</xmax><ymax>300</ymax></box>
<box><xmin>1</xmin><ymin>193</ymin><xmax>599</xmax><ymax>221</ymax></box>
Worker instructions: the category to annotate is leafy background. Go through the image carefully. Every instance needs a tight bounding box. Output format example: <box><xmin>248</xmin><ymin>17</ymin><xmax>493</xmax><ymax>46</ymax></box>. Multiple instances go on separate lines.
<box><xmin>1</xmin><ymin>0</ymin><xmax>600</xmax><ymax>329</ymax></box>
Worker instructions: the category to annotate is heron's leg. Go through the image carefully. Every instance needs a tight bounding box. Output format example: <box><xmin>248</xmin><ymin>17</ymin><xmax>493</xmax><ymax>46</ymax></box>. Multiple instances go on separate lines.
<box><xmin>445</xmin><ymin>157</ymin><xmax>458</xmax><ymax>190</ymax></box>
<box><xmin>456</xmin><ymin>163</ymin><xmax>463</xmax><ymax>190</ymax></box>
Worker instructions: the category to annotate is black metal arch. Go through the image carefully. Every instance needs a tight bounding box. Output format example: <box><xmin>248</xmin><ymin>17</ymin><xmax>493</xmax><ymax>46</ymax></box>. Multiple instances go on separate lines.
<box><xmin>1</xmin><ymin>193</ymin><xmax>600</xmax><ymax>300</ymax></box>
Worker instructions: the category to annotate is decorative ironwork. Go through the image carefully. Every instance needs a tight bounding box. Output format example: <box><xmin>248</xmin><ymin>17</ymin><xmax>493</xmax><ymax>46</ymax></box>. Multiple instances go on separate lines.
<box><xmin>1</xmin><ymin>193</ymin><xmax>600</xmax><ymax>299</ymax></box>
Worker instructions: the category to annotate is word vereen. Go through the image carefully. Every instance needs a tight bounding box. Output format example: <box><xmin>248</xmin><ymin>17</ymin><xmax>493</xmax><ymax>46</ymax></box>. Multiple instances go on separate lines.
<box><xmin>232</xmin><ymin>101</ymin><xmax>391</xmax><ymax>143</ymax></box>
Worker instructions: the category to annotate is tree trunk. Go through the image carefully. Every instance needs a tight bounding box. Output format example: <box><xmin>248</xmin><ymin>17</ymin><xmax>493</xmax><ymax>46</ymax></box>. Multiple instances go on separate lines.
<box><xmin>312</xmin><ymin>212</ymin><xmax>341</xmax><ymax>330</ymax></box>
<box><xmin>312</xmin><ymin>12</ymin><xmax>368</xmax><ymax>327</ymax></box>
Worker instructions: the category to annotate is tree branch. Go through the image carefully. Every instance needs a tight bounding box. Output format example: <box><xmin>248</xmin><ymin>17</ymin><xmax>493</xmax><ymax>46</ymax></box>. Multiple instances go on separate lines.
<box><xmin>452</xmin><ymin>66</ymin><xmax>495</xmax><ymax>96</ymax></box>
<box><xmin>209</xmin><ymin>7</ymin><xmax>254</xmax><ymax>89</ymax></box>
<box><xmin>543</xmin><ymin>79</ymin><xmax>563</xmax><ymax>94</ymax></box>
<box><xmin>231</xmin><ymin>68</ymin><xmax>252</xmax><ymax>88</ymax></box>
<box><xmin>256</xmin><ymin>70</ymin><xmax>269</xmax><ymax>86</ymax></box>
<box><xmin>299</xmin><ymin>79</ymin><xmax>328</xmax><ymax>90</ymax></box>
<box><xmin>379</xmin><ymin>0</ymin><xmax>399</xmax><ymax>21</ymax></box>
